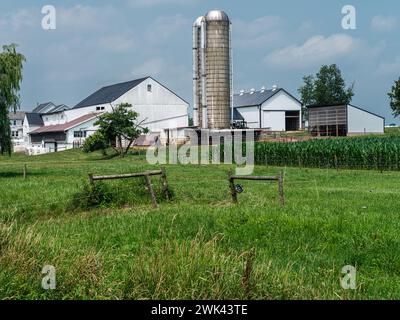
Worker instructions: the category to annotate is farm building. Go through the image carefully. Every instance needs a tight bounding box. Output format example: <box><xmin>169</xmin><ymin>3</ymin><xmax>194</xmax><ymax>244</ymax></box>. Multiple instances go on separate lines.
<box><xmin>28</xmin><ymin>113</ymin><xmax>100</xmax><ymax>152</ymax></box>
<box><xmin>68</xmin><ymin>76</ymin><xmax>189</xmax><ymax>145</ymax></box>
<box><xmin>22</xmin><ymin>76</ymin><xmax>189</xmax><ymax>154</ymax></box>
<box><xmin>232</xmin><ymin>87</ymin><xmax>302</xmax><ymax>131</ymax></box>
<box><xmin>307</xmin><ymin>104</ymin><xmax>385</xmax><ymax>136</ymax></box>
<box><xmin>9</xmin><ymin>111</ymin><xmax>25</xmax><ymax>147</ymax></box>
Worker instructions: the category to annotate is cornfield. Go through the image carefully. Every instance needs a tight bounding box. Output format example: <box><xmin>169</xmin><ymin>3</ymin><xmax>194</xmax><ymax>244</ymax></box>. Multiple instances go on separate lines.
<box><xmin>253</xmin><ymin>137</ymin><xmax>400</xmax><ymax>170</ymax></box>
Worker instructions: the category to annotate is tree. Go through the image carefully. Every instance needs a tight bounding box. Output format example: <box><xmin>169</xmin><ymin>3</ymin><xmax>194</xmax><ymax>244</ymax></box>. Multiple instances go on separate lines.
<box><xmin>95</xmin><ymin>103</ymin><xmax>148</xmax><ymax>157</ymax></box>
<box><xmin>298</xmin><ymin>75</ymin><xmax>314</xmax><ymax>121</ymax></box>
<box><xmin>298</xmin><ymin>64</ymin><xmax>354</xmax><ymax>120</ymax></box>
<box><xmin>388</xmin><ymin>78</ymin><xmax>400</xmax><ymax>118</ymax></box>
<box><xmin>0</xmin><ymin>44</ymin><xmax>25</xmax><ymax>155</ymax></box>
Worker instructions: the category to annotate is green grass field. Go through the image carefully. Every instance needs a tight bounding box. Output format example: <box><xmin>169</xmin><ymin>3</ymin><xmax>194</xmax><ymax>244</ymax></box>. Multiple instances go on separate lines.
<box><xmin>1</xmin><ymin>149</ymin><xmax>400</xmax><ymax>300</ymax></box>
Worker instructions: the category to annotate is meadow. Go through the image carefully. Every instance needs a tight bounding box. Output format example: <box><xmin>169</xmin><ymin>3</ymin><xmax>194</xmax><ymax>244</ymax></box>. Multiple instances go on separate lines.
<box><xmin>0</xmin><ymin>149</ymin><xmax>400</xmax><ymax>299</ymax></box>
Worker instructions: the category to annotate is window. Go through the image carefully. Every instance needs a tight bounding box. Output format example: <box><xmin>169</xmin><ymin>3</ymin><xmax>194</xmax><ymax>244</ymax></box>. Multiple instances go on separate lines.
<box><xmin>147</xmin><ymin>84</ymin><xmax>152</xmax><ymax>92</ymax></box>
<box><xmin>74</xmin><ymin>131</ymin><xmax>87</xmax><ymax>138</ymax></box>
<box><xmin>13</xmin><ymin>120</ymin><xmax>17</xmax><ymax>126</ymax></box>
<box><xmin>96</xmin><ymin>106</ymin><xmax>105</xmax><ymax>111</ymax></box>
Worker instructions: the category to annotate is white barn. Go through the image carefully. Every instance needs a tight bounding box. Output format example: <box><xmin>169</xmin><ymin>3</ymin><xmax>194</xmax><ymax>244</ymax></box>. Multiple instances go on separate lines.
<box><xmin>308</xmin><ymin>104</ymin><xmax>385</xmax><ymax>136</ymax></box>
<box><xmin>68</xmin><ymin>76</ymin><xmax>189</xmax><ymax>143</ymax></box>
<box><xmin>233</xmin><ymin>87</ymin><xmax>302</xmax><ymax>131</ymax></box>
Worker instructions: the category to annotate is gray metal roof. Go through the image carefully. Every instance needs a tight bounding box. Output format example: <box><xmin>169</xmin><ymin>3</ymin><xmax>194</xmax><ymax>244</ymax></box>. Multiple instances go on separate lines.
<box><xmin>25</xmin><ymin>113</ymin><xmax>44</xmax><ymax>126</ymax></box>
<box><xmin>32</xmin><ymin>102</ymin><xmax>56</xmax><ymax>114</ymax></box>
<box><xmin>74</xmin><ymin>77</ymin><xmax>149</xmax><ymax>109</ymax></box>
<box><xmin>44</xmin><ymin>104</ymin><xmax>70</xmax><ymax>114</ymax></box>
<box><xmin>233</xmin><ymin>89</ymin><xmax>280</xmax><ymax>108</ymax></box>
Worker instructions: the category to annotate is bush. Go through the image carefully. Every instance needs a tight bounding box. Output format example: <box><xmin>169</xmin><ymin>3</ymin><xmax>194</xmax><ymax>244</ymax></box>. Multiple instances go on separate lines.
<box><xmin>69</xmin><ymin>182</ymin><xmax>114</xmax><ymax>211</ymax></box>
<box><xmin>82</xmin><ymin>132</ymin><xmax>108</xmax><ymax>154</ymax></box>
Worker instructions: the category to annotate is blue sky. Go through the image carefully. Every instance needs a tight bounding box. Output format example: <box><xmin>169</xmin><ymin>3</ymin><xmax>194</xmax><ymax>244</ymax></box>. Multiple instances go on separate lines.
<box><xmin>1</xmin><ymin>0</ymin><xmax>399</xmax><ymax>123</ymax></box>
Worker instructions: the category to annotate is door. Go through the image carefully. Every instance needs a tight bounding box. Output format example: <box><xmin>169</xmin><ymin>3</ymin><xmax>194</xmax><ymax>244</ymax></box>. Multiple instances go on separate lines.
<box><xmin>263</xmin><ymin>111</ymin><xmax>285</xmax><ymax>131</ymax></box>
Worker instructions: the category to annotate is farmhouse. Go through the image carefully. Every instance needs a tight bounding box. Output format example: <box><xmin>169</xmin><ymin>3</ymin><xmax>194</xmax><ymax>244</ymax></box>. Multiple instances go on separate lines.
<box><xmin>232</xmin><ymin>86</ymin><xmax>302</xmax><ymax>131</ymax></box>
<box><xmin>9</xmin><ymin>111</ymin><xmax>25</xmax><ymax>146</ymax></box>
<box><xmin>307</xmin><ymin>104</ymin><xmax>385</xmax><ymax>136</ymax></box>
<box><xmin>29</xmin><ymin>113</ymin><xmax>100</xmax><ymax>152</ymax></box>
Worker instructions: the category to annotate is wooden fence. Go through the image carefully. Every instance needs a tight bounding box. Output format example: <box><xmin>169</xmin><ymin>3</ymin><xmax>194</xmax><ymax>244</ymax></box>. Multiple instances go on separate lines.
<box><xmin>229</xmin><ymin>171</ymin><xmax>285</xmax><ymax>205</ymax></box>
<box><xmin>88</xmin><ymin>168</ymin><xmax>170</xmax><ymax>208</ymax></box>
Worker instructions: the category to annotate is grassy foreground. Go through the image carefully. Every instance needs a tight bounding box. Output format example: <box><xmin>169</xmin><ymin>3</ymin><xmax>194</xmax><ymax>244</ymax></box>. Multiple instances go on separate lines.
<box><xmin>0</xmin><ymin>149</ymin><xmax>400</xmax><ymax>299</ymax></box>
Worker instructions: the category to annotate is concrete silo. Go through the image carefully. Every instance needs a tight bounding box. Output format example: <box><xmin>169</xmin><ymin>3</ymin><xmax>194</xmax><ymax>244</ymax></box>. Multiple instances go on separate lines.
<box><xmin>193</xmin><ymin>10</ymin><xmax>232</xmax><ymax>130</ymax></box>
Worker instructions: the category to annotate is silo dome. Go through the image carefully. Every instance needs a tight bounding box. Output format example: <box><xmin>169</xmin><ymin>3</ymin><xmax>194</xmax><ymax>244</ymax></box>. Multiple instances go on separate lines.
<box><xmin>193</xmin><ymin>16</ymin><xmax>204</xmax><ymax>27</ymax></box>
<box><xmin>205</xmin><ymin>10</ymin><xmax>230</xmax><ymax>22</ymax></box>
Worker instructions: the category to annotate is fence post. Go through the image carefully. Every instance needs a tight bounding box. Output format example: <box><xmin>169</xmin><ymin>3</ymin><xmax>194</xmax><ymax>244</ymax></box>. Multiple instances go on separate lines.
<box><xmin>229</xmin><ymin>170</ymin><xmax>238</xmax><ymax>204</ymax></box>
<box><xmin>161</xmin><ymin>167</ymin><xmax>171</xmax><ymax>201</ymax></box>
<box><xmin>88</xmin><ymin>173</ymin><xmax>94</xmax><ymax>186</ymax></box>
<box><xmin>23</xmin><ymin>164</ymin><xmax>27</xmax><ymax>180</ymax></box>
<box><xmin>145</xmin><ymin>174</ymin><xmax>158</xmax><ymax>208</ymax></box>
<box><xmin>278</xmin><ymin>171</ymin><xmax>285</xmax><ymax>206</ymax></box>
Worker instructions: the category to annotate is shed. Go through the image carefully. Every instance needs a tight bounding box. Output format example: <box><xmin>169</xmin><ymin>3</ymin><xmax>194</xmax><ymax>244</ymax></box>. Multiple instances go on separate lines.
<box><xmin>307</xmin><ymin>104</ymin><xmax>385</xmax><ymax>136</ymax></box>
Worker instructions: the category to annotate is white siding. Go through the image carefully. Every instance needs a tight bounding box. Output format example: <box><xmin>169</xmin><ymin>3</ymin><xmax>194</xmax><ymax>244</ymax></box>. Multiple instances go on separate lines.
<box><xmin>263</xmin><ymin>111</ymin><xmax>285</xmax><ymax>131</ymax></box>
<box><xmin>347</xmin><ymin>105</ymin><xmax>384</xmax><ymax>134</ymax></box>
<box><xmin>42</xmin><ymin>112</ymin><xmax>67</xmax><ymax>126</ymax></box>
<box><xmin>261</xmin><ymin>90</ymin><xmax>302</xmax><ymax>129</ymax></box>
<box><xmin>236</xmin><ymin>106</ymin><xmax>260</xmax><ymax>128</ymax></box>
<box><xmin>65</xmin><ymin>118</ymin><xmax>99</xmax><ymax>144</ymax></box>
<box><xmin>114</xmin><ymin>78</ymin><xmax>188</xmax><ymax>130</ymax></box>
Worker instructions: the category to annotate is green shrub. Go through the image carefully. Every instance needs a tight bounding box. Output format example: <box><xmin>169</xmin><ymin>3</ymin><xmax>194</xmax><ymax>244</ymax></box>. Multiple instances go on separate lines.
<box><xmin>69</xmin><ymin>182</ymin><xmax>114</xmax><ymax>211</ymax></box>
<box><xmin>82</xmin><ymin>132</ymin><xmax>108</xmax><ymax>154</ymax></box>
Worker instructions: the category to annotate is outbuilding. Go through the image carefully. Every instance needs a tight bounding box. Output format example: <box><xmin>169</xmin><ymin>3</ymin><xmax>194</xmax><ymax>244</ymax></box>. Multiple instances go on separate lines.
<box><xmin>233</xmin><ymin>87</ymin><xmax>302</xmax><ymax>131</ymax></box>
<box><xmin>307</xmin><ymin>104</ymin><xmax>385</xmax><ymax>136</ymax></box>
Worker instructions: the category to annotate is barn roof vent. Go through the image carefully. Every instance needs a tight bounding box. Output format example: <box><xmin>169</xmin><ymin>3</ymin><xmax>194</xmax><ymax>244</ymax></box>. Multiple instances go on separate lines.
<box><xmin>261</xmin><ymin>86</ymin><xmax>266</xmax><ymax>93</ymax></box>
<box><xmin>250</xmin><ymin>88</ymin><xmax>255</xmax><ymax>94</ymax></box>
<box><xmin>272</xmin><ymin>85</ymin><xmax>278</xmax><ymax>91</ymax></box>
<box><xmin>239</xmin><ymin>90</ymin><xmax>245</xmax><ymax>96</ymax></box>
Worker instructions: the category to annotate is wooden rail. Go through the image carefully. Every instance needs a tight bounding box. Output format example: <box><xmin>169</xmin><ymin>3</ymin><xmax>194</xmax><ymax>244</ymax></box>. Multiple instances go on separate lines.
<box><xmin>88</xmin><ymin>168</ymin><xmax>170</xmax><ymax>208</ymax></box>
<box><xmin>229</xmin><ymin>171</ymin><xmax>285</xmax><ymax>206</ymax></box>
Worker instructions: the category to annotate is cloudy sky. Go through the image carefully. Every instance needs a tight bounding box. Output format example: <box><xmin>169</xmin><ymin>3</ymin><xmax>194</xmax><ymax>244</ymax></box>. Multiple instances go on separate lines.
<box><xmin>1</xmin><ymin>0</ymin><xmax>399</xmax><ymax>123</ymax></box>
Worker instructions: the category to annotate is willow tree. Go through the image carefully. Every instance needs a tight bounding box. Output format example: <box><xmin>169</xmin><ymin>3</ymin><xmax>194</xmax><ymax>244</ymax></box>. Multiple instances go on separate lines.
<box><xmin>0</xmin><ymin>44</ymin><xmax>25</xmax><ymax>155</ymax></box>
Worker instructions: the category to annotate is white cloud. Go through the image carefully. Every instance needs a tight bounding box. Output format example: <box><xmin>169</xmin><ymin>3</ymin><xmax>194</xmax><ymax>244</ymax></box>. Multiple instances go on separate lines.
<box><xmin>133</xmin><ymin>58</ymin><xmax>166</xmax><ymax>77</ymax></box>
<box><xmin>371</xmin><ymin>15</ymin><xmax>397</xmax><ymax>32</ymax></box>
<box><xmin>57</xmin><ymin>5</ymin><xmax>118</xmax><ymax>30</ymax></box>
<box><xmin>0</xmin><ymin>8</ymin><xmax>38</xmax><ymax>31</ymax></box>
<box><xmin>377</xmin><ymin>57</ymin><xmax>400</xmax><ymax>75</ymax></box>
<box><xmin>234</xmin><ymin>15</ymin><xmax>284</xmax><ymax>48</ymax></box>
<box><xmin>130</xmin><ymin>57</ymin><xmax>191</xmax><ymax>101</ymax></box>
<box><xmin>264</xmin><ymin>34</ymin><xmax>361</xmax><ymax>69</ymax></box>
